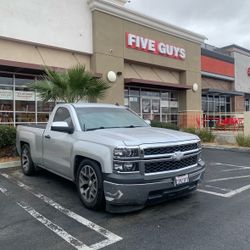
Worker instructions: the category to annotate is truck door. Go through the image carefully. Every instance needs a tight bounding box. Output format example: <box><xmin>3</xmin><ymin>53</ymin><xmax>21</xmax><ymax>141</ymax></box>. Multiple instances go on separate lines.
<box><xmin>43</xmin><ymin>107</ymin><xmax>75</xmax><ymax>178</ymax></box>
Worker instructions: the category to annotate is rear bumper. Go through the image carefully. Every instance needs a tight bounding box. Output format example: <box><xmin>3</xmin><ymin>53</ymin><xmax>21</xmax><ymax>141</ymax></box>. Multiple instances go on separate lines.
<box><xmin>103</xmin><ymin>160</ymin><xmax>205</xmax><ymax>213</ymax></box>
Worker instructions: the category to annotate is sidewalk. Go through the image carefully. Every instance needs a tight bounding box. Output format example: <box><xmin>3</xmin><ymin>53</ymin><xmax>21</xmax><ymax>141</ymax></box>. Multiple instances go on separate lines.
<box><xmin>202</xmin><ymin>143</ymin><xmax>250</xmax><ymax>153</ymax></box>
<box><xmin>0</xmin><ymin>159</ymin><xmax>20</xmax><ymax>169</ymax></box>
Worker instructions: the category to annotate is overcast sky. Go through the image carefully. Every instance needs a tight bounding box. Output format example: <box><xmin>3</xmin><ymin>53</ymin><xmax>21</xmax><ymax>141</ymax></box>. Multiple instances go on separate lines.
<box><xmin>127</xmin><ymin>0</ymin><xmax>250</xmax><ymax>49</ymax></box>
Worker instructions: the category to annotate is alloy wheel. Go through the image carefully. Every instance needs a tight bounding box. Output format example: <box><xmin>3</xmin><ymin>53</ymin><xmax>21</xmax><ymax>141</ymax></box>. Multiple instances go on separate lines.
<box><xmin>78</xmin><ymin>165</ymin><xmax>98</xmax><ymax>203</ymax></box>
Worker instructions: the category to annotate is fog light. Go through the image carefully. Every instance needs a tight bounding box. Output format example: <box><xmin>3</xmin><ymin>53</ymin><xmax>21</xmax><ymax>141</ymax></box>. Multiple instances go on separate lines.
<box><xmin>123</xmin><ymin>163</ymin><xmax>134</xmax><ymax>171</ymax></box>
<box><xmin>114</xmin><ymin>163</ymin><xmax>123</xmax><ymax>171</ymax></box>
<box><xmin>113</xmin><ymin>162</ymin><xmax>139</xmax><ymax>173</ymax></box>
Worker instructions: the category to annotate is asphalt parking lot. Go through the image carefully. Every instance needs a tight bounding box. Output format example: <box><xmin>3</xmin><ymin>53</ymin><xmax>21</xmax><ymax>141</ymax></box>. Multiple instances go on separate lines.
<box><xmin>1</xmin><ymin>148</ymin><xmax>250</xmax><ymax>250</ymax></box>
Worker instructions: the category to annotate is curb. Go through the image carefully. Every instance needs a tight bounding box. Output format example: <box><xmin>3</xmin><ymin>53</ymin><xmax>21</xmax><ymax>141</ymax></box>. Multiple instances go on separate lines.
<box><xmin>0</xmin><ymin>161</ymin><xmax>20</xmax><ymax>169</ymax></box>
<box><xmin>202</xmin><ymin>144</ymin><xmax>250</xmax><ymax>153</ymax></box>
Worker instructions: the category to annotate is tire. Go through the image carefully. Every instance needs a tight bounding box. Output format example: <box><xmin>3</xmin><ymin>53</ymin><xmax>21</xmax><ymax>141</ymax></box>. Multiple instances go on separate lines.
<box><xmin>76</xmin><ymin>160</ymin><xmax>105</xmax><ymax>210</ymax></box>
<box><xmin>21</xmin><ymin>144</ymin><xmax>35</xmax><ymax>176</ymax></box>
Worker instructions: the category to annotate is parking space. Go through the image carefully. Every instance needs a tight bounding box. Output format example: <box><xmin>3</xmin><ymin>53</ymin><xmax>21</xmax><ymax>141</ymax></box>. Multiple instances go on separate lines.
<box><xmin>0</xmin><ymin>171</ymin><xmax>122</xmax><ymax>250</ymax></box>
<box><xmin>198</xmin><ymin>149</ymin><xmax>250</xmax><ymax>198</ymax></box>
<box><xmin>2</xmin><ymin>148</ymin><xmax>250</xmax><ymax>250</ymax></box>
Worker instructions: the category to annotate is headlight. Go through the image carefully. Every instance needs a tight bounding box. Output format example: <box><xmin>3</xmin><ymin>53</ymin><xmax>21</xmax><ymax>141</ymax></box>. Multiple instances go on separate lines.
<box><xmin>113</xmin><ymin>162</ymin><xmax>139</xmax><ymax>173</ymax></box>
<box><xmin>113</xmin><ymin>147</ymin><xmax>139</xmax><ymax>159</ymax></box>
<box><xmin>197</xmin><ymin>140</ymin><xmax>201</xmax><ymax>149</ymax></box>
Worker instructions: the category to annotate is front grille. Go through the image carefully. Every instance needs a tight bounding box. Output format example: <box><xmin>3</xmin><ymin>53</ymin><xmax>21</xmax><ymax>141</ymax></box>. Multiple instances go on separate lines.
<box><xmin>145</xmin><ymin>155</ymin><xmax>197</xmax><ymax>174</ymax></box>
<box><xmin>144</xmin><ymin>143</ymin><xmax>198</xmax><ymax>156</ymax></box>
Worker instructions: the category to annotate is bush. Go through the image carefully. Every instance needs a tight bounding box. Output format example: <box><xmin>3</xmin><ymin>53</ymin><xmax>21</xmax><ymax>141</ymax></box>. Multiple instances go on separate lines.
<box><xmin>197</xmin><ymin>129</ymin><xmax>215</xmax><ymax>143</ymax></box>
<box><xmin>150</xmin><ymin>120</ymin><xmax>179</xmax><ymax>131</ymax></box>
<box><xmin>0</xmin><ymin>126</ymin><xmax>17</xmax><ymax>157</ymax></box>
<box><xmin>182</xmin><ymin>128</ymin><xmax>196</xmax><ymax>134</ymax></box>
<box><xmin>182</xmin><ymin>128</ymin><xmax>215</xmax><ymax>143</ymax></box>
<box><xmin>236</xmin><ymin>134</ymin><xmax>250</xmax><ymax>147</ymax></box>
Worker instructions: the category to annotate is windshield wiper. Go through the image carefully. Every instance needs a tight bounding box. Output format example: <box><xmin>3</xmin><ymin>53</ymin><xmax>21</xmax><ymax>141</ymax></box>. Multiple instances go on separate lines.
<box><xmin>86</xmin><ymin>126</ymin><xmax>105</xmax><ymax>131</ymax></box>
<box><xmin>86</xmin><ymin>126</ymin><xmax>121</xmax><ymax>131</ymax></box>
<box><xmin>86</xmin><ymin>125</ymin><xmax>142</xmax><ymax>131</ymax></box>
<box><xmin>123</xmin><ymin>125</ymin><xmax>142</xmax><ymax>128</ymax></box>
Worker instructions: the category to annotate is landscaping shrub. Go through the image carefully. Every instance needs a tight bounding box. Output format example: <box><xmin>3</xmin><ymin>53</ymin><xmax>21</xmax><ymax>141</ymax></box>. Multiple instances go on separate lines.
<box><xmin>150</xmin><ymin>120</ymin><xmax>179</xmax><ymax>131</ymax></box>
<box><xmin>151</xmin><ymin>122</ymin><xmax>215</xmax><ymax>143</ymax></box>
<box><xmin>182</xmin><ymin>128</ymin><xmax>215</xmax><ymax>143</ymax></box>
<box><xmin>0</xmin><ymin>125</ymin><xmax>17</xmax><ymax>157</ymax></box>
<box><xmin>236</xmin><ymin>134</ymin><xmax>250</xmax><ymax>147</ymax></box>
<box><xmin>197</xmin><ymin>129</ymin><xmax>215</xmax><ymax>143</ymax></box>
<box><xmin>182</xmin><ymin>128</ymin><xmax>196</xmax><ymax>134</ymax></box>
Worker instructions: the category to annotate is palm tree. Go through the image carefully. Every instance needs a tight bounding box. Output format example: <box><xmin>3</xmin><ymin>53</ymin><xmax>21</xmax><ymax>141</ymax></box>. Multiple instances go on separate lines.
<box><xmin>30</xmin><ymin>64</ymin><xmax>110</xmax><ymax>103</ymax></box>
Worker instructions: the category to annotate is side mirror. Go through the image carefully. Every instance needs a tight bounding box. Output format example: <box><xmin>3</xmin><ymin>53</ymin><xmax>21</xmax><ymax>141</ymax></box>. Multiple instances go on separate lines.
<box><xmin>144</xmin><ymin>120</ymin><xmax>151</xmax><ymax>125</ymax></box>
<box><xmin>51</xmin><ymin>121</ymin><xmax>74</xmax><ymax>134</ymax></box>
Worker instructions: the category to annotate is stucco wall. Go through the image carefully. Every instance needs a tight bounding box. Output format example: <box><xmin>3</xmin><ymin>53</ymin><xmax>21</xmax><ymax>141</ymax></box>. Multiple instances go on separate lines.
<box><xmin>0</xmin><ymin>0</ymin><xmax>92</xmax><ymax>53</ymax></box>
<box><xmin>0</xmin><ymin>38</ymin><xmax>91</xmax><ymax>70</ymax></box>
<box><xmin>202</xmin><ymin>77</ymin><xmax>233</xmax><ymax>91</ymax></box>
<box><xmin>92</xmin><ymin>10</ymin><xmax>202</xmax><ymax>113</ymax></box>
<box><xmin>234</xmin><ymin>52</ymin><xmax>250</xmax><ymax>93</ymax></box>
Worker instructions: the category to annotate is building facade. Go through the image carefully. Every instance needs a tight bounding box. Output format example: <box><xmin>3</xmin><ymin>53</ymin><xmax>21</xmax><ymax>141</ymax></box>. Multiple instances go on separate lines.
<box><xmin>221</xmin><ymin>45</ymin><xmax>250</xmax><ymax>112</ymax></box>
<box><xmin>87</xmin><ymin>0</ymin><xmax>205</xmax><ymax>127</ymax></box>
<box><xmin>0</xmin><ymin>0</ymin><xmax>206</xmax><ymax>127</ymax></box>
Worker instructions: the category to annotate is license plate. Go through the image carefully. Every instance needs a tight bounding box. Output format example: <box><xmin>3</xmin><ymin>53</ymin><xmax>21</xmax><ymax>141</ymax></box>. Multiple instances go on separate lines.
<box><xmin>175</xmin><ymin>174</ymin><xmax>189</xmax><ymax>186</ymax></box>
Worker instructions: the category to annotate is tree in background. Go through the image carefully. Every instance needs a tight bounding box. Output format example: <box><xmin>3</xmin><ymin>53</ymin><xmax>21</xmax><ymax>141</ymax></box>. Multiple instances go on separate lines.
<box><xmin>30</xmin><ymin>64</ymin><xmax>110</xmax><ymax>103</ymax></box>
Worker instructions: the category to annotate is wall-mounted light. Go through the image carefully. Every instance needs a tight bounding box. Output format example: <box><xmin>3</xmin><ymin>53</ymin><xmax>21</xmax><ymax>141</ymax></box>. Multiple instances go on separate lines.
<box><xmin>107</xmin><ymin>71</ymin><xmax>117</xmax><ymax>82</ymax></box>
<box><xmin>192</xmin><ymin>83</ymin><xmax>199</xmax><ymax>92</ymax></box>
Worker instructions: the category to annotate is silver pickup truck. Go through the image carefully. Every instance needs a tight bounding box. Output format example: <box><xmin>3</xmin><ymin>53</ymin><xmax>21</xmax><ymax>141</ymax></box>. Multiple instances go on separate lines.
<box><xmin>16</xmin><ymin>103</ymin><xmax>205</xmax><ymax>213</ymax></box>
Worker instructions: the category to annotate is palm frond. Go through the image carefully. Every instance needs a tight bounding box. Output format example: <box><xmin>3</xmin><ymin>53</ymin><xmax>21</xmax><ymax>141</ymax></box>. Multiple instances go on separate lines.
<box><xmin>29</xmin><ymin>64</ymin><xmax>110</xmax><ymax>103</ymax></box>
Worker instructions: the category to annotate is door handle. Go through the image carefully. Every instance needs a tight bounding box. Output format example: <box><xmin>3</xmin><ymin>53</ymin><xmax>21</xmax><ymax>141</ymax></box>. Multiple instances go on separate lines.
<box><xmin>44</xmin><ymin>135</ymin><xmax>51</xmax><ymax>139</ymax></box>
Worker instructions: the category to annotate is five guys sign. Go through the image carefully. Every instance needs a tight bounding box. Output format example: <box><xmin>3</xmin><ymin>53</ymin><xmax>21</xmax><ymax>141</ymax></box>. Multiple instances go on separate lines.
<box><xmin>126</xmin><ymin>32</ymin><xmax>186</xmax><ymax>60</ymax></box>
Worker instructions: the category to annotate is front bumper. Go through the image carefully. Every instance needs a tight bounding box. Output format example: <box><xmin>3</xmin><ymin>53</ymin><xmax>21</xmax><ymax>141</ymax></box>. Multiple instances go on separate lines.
<box><xmin>104</xmin><ymin>160</ymin><xmax>205</xmax><ymax>213</ymax></box>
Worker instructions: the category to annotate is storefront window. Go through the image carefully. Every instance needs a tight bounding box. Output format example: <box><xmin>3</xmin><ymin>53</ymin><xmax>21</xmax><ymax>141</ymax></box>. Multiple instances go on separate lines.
<box><xmin>0</xmin><ymin>73</ymin><xmax>13</xmax><ymax>86</ymax></box>
<box><xmin>15</xmin><ymin>75</ymin><xmax>35</xmax><ymax>86</ymax></box>
<box><xmin>37</xmin><ymin>101</ymin><xmax>55</xmax><ymax>112</ymax></box>
<box><xmin>0</xmin><ymin>73</ymin><xmax>14</xmax><ymax>124</ymax></box>
<box><xmin>245</xmin><ymin>99</ymin><xmax>250</xmax><ymax>111</ymax></box>
<box><xmin>202</xmin><ymin>94</ymin><xmax>232</xmax><ymax>115</ymax></box>
<box><xmin>125</xmin><ymin>87</ymin><xmax>179</xmax><ymax>125</ymax></box>
<box><xmin>16</xmin><ymin>113</ymin><xmax>35</xmax><ymax>124</ymax></box>
<box><xmin>0</xmin><ymin>71</ymin><xmax>62</xmax><ymax>125</ymax></box>
<box><xmin>14</xmin><ymin>76</ymin><xmax>36</xmax><ymax>124</ymax></box>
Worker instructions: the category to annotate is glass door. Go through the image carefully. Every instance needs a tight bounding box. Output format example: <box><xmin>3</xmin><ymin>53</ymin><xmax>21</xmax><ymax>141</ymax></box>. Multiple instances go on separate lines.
<box><xmin>142</xmin><ymin>98</ymin><xmax>160</xmax><ymax>121</ymax></box>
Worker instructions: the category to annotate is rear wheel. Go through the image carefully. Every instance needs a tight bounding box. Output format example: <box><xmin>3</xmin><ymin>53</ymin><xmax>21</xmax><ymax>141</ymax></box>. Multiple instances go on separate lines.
<box><xmin>21</xmin><ymin>144</ymin><xmax>35</xmax><ymax>176</ymax></box>
<box><xmin>76</xmin><ymin>160</ymin><xmax>105</xmax><ymax>210</ymax></box>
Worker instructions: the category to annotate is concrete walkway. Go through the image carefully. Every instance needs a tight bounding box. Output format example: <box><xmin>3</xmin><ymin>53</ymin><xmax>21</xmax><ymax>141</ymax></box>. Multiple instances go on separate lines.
<box><xmin>213</xmin><ymin>130</ymin><xmax>243</xmax><ymax>145</ymax></box>
<box><xmin>0</xmin><ymin>160</ymin><xmax>20</xmax><ymax>169</ymax></box>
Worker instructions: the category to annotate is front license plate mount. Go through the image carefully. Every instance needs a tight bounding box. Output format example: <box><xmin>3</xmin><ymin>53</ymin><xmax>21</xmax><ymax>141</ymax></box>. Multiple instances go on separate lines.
<box><xmin>174</xmin><ymin>174</ymin><xmax>189</xmax><ymax>186</ymax></box>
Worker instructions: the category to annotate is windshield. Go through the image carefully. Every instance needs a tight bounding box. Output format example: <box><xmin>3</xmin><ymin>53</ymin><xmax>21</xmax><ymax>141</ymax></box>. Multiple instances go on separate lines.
<box><xmin>75</xmin><ymin>107</ymin><xmax>149</xmax><ymax>131</ymax></box>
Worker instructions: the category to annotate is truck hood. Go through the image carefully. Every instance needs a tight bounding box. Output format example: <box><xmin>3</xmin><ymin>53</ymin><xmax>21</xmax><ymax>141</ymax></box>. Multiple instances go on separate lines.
<box><xmin>92</xmin><ymin>127</ymin><xmax>199</xmax><ymax>146</ymax></box>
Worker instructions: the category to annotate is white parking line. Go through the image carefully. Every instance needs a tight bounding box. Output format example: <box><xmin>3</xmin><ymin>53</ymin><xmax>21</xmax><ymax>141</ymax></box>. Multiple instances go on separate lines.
<box><xmin>205</xmin><ymin>185</ymin><xmax>231</xmax><ymax>192</ymax></box>
<box><xmin>197</xmin><ymin>189</ymin><xmax>229</xmax><ymax>197</ymax></box>
<box><xmin>1</xmin><ymin>173</ymin><xmax>122</xmax><ymax>250</ymax></box>
<box><xmin>197</xmin><ymin>162</ymin><xmax>250</xmax><ymax>198</ymax></box>
<box><xmin>212</xmin><ymin>162</ymin><xmax>250</xmax><ymax>172</ymax></box>
<box><xmin>0</xmin><ymin>185</ymin><xmax>91</xmax><ymax>250</ymax></box>
<box><xmin>208</xmin><ymin>175</ymin><xmax>250</xmax><ymax>183</ymax></box>
<box><xmin>198</xmin><ymin>184</ymin><xmax>250</xmax><ymax>198</ymax></box>
<box><xmin>213</xmin><ymin>162</ymin><xmax>250</xmax><ymax>169</ymax></box>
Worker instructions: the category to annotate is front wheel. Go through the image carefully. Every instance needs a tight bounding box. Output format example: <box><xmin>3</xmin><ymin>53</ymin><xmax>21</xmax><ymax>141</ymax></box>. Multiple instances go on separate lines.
<box><xmin>76</xmin><ymin>160</ymin><xmax>105</xmax><ymax>210</ymax></box>
<box><xmin>21</xmin><ymin>144</ymin><xmax>35</xmax><ymax>176</ymax></box>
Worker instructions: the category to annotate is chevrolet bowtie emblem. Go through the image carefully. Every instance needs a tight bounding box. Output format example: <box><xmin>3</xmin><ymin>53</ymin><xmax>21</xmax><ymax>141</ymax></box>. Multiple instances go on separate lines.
<box><xmin>172</xmin><ymin>151</ymin><xmax>184</xmax><ymax>161</ymax></box>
